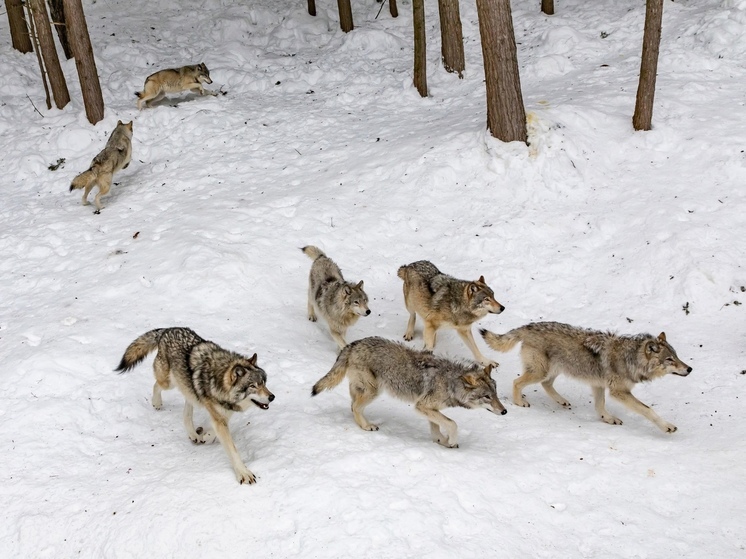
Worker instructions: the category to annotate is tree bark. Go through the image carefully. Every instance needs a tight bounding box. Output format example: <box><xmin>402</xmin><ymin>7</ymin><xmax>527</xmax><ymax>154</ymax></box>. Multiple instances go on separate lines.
<box><xmin>26</xmin><ymin>1</ymin><xmax>52</xmax><ymax>109</ymax></box>
<box><xmin>6</xmin><ymin>0</ymin><xmax>33</xmax><ymax>53</ymax></box>
<box><xmin>475</xmin><ymin>0</ymin><xmax>527</xmax><ymax>143</ymax></box>
<box><xmin>29</xmin><ymin>0</ymin><xmax>70</xmax><ymax>109</ymax></box>
<box><xmin>412</xmin><ymin>0</ymin><xmax>427</xmax><ymax>97</ymax></box>
<box><xmin>307</xmin><ymin>0</ymin><xmax>316</xmax><ymax>17</ymax></box>
<box><xmin>337</xmin><ymin>0</ymin><xmax>353</xmax><ymax>33</ymax></box>
<box><xmin>64</xmin><ymin>0</ymin><xmax>104</xmax><ymax>124</ymax></box>
<box><xmin>390</xmin><ymin>0</ymin><xmax>398</xmax><ymax>18</ymax></box>
<box><xmin>47</xmin><ymin>0</ymin><xmax>73</xmax><ymax>59</ymax></box>
<box><xmin>541</xmin><ymin>0</ymin><xmax>555</xmax><ymax>16</ymax></box>
<box><xmin>438</xmin><ymin>0</ymin><xmax>465</xmax><ymax>78</ymax></box>
<box><xmin>633</xmin><ymin>0</ymin><xmax>664</xmax><ymax>131</ymax></box>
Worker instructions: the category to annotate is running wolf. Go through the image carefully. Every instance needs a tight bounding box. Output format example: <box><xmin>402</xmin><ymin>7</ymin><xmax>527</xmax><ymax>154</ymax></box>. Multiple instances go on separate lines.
<box><xmin>311</xmin><ymin>337</ymin><xmax>506</xmax><ymax>447</ymax></box>
<box><xmin>302</xmin><ymin>245</ymin><xmax>370</xmax><ymax>349</ymax></box>
<box><xmin>116</xmin><ymin>327</ymin><xmax>274</xmax><ymax>484</ymax></box>
<box><xmin>480</xmin><ymin>322</ymin><xmax>692</xmax><ymax>433</ymax></box>
<box><xmin>135</xmin><ymin>63</ymin><xmax>217</xmax><ymax>109</ymax></box>
<box><xmin>397</xmin><ymin>260</ymin><xmax>505</xmax><ymax>366</ymax></box>
<box><xmin>69</xmin><ymin>120</ymin><xmax>133</xmax><ymax>213</ymax></box>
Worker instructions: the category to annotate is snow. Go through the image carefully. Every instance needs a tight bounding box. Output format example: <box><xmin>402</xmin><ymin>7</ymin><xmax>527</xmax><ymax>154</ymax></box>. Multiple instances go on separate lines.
<box><xmin>1</xmin><ymin>0</ymin><xmax>744</xmax><ymax>556</ymax></box>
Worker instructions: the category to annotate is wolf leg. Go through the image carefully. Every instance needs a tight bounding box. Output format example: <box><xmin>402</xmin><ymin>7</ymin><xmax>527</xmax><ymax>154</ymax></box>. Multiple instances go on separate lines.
<box><xmin>416</xmin><ymin>404</ymin><xmax>458</xmax><ymax>448</ymax></box>
<box><xmin>151</xmin><ymin>353</ymin><xmax>171</xmax><ymax>410</ymax></box>
<box><xmin>330</xmin><ymin>328</ymin><xmax>347</xmax><ymax>350</ymax></box>
<box><xmin>205</xmin><ymin>404</ymin><xmax>256</xmax><ymax>484</ymax></box>
<box><xmin>609</xmin><ymin>389</ymin><xmax>677</xmax><ymax>433</ymax></box>
<box><xmin>93</xmin><ymin>173</ymin><xmax>112</xmax><ymax>213</ymax></box>
<box><xmin>349</xmin><ymin>380</ymin><xmax>379</xmax><ymax>431</ymax></box>
<box><xmin>593</xmin><ymin>386</ymin><xmax>622</xmax><ymax>425</ymax></box>
<box><xmin>422</xmin><ymin>321</ymin><xmax>438</xmax><ymax>350</ymax></box>
<box><xmin>513</xmin><ymin>351</ymin><xmax>549</xmax><ymax>407</ymax></box>
<box><xmin>183</xmin><ymin>402</ymin><xmax>204</xmax><ymax>443</ymax></box>
<box><xmin>541</xmin><ymin>376</ymin><xmax>571</xmax><ymax>408</ymax></box>
<box><xmin>456</xmin><ymin>327</ymin><xmax>497</xmax><ymax>368</ymax></box>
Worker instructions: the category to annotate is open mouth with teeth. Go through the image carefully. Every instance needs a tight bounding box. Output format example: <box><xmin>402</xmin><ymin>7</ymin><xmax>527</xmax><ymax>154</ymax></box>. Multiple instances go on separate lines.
<box><xmin>251</xmin><ymin>398</ymin><xmax>269</xmax><ymax>410</ymax></box>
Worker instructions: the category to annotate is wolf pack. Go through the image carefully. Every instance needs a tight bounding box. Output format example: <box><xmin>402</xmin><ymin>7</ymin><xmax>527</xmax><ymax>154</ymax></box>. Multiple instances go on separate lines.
<box><xmin>71</xmin><ymin>63</ymin><xmax>692</xmax><ymax>485</ymax></box>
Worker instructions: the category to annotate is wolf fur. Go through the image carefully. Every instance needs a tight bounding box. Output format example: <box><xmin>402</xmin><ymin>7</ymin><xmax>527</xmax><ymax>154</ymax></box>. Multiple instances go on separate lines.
<box><xmin>135</xmin><ymin>63</ymin><xmax>217</xmax><ymax>109</ymax></box>
<box><xmin>480</xmin><ymin>322</ymin><xmax>692</xmax><ymax>433</ymax></box>
<box><xmin>69</xmin><ymin>120</ymin><xmax>133</xmax><ymax>213</ymax></box>
<box><xmin>311</xmin><ymin>336</ymin><xmax>506</xmax><ymax>447</ymax></box>
<box><xmin>116</xmin><ymin>327</ymin><xmax>274</xmax><ymax>484</ymax></box>
<box><xmin>302</xmin><ymin>245</ymin><xmax>370</xmax><ymax>349</ymax></box>
<box><xmin>397</xmin><ymin>260</ymin><xmax>505</xmax><ymax>367</ymax></box>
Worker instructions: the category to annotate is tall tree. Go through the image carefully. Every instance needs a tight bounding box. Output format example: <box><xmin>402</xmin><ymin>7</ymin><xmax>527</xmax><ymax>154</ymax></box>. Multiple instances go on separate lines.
<box><xmin>633</xmin><ymin>0</ymin><xmax>664</xmax><ymax>131</ymax></box>
<box><xmin>337</xmin><ymin>0</ymin><xmax>353</xmax><ymax>32</ymax></box>
<box><xmin>47</xmin><ymin>0</ymin><xmax>73</xmax><ymax>59</ymax></box>
<box><xmin>29</xmin><ymin>0</ymin><xmax>69</xmax><ymax>109</ymax></box>
<box><xmin>412</xmin><ymin>0</ymin><xmax>427</xmax><ymax>97</ymax></box>
<box><xmin>541</xmin><ymin>0</ymin><xmax>555</xmax><ymax>16</ymax></box>
<box><xmin>5</xmin><ymin>0</ymin><xmax>33</xmax><ymax>53</ymax></box>
<box><xmin>438</xmin><ymin>0</ymin><xmax>465</xmax><ymax>78</ymax></box>
<box><xmin>475</xmin><ymin>0</ymin><xmax>527</xmax><ymax>143</ymax></box>
<box><xmin>64</xmin><ymin>0</ymin><xmax>104</xmax><ymax>124</ymax></box>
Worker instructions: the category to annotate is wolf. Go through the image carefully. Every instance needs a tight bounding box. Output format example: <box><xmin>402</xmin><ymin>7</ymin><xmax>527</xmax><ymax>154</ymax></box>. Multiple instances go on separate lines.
<box><xmin>135</xmin><ymin>63</ymin><xmax>217</xmax><ymax>109</ymax></box>
<box><xmin>302</xmin><ymin>245</ymin><xmax>370</xmax><ymax>349</ymax></box>
<box><xmin>69</xmin><ymin>120</ymin><xmax>133</xmax><ymax>213</ymax></box>
<box><xmin>115</xmin><ymin>327</ymin><xmax>274</xmax><ymax>484</ymax></box>
<box><xmin>397</xmin><ymin>260</ymin><xmax>505</xmax><ymax>367</ymax></box>
<box><xmin>311</xmin><ymin>337</ymin><xmax>506</xmax><ymax>447</ymax></box>
<box><xmin>480</xmin><ymin>322</ymin><xmax>692</xmax><ymax>433</ymax></box>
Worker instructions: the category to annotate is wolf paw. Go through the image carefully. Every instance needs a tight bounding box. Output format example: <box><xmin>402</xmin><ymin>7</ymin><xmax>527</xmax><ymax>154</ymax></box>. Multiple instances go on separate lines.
<box><xmin>662</xmin><ymin>423</ymin><xmax>677</xmax><ymax>433</ymax></box>
<box><xmin>482</xmin><ymin>359</ymin><xmax>499</xmax><ymax>369</ymax></box>
<box><xmin>436</xmin><ymin>438</ymin><xmax>459</xmax><ymax>449</ymax></box>
<box><xmin>403</xmin><ymin>333</ymin><xmax>414</xmax><ymax>341</ymax></box>
<box><xmin>308</xmin><ymin>315</ymin><xmax>317</xmax><ymax>322</ymax></box>
<box><xmin>362</xmin><ymin>424</ymin><xmax>379</xmax><ymax>431</ymax></box>
<box><xmin>236</xmin><ymin>468</ymin><xmax>257</xmax><ymax>485</ymax></box>
<box><xmin>602</xmin><ymin>415</ymin><xmax>623</xmax><ymax>425</ymax></box>
<box><xmin>93</xmin><ymin>209</ymin><xmax>101</xmax><ymax>215</ymax></box>
<box><xmin>514</xmin><ymin>397</ymin><xmax>530</xmax><ymax>408</ymax></box>
<box><xmin>195</xmin><ymin>426</ymin><xmax>217</xmax><ymax>443</ymax></box>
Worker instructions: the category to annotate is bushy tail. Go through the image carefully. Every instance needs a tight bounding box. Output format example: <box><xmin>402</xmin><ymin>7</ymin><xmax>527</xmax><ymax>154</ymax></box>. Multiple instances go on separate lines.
<box><xmin>311</xmin><ymin>346</ymin><xmax>351</xmax><ymax>396</ymax></box>
<box><xmin>134</xmin><ymin>91</ymin><xmax>143</xmax><ymax>99</ymax></box>
<box><xmin>480</xmin><ymin>328</ymin><xmax>523</xmax><ymax>352</ymax></box>
<box><xmin>115</xmin><ymin>329</ymin><xmax>165</xmax><ymax>372</ymax></box>
<box><xmin>302</xmin><ymin>245</ymin><xmax>326</xmax><ymax>261</ymax></box>
<box><xmin>396</xmin><ymin>265</ymin><xmax>409</xmax><ymax>281</ymax></box>
<box><xmin>70</xmin><ymin>169</ymin><xmax>95</xmax><ymax>192</ymax></box>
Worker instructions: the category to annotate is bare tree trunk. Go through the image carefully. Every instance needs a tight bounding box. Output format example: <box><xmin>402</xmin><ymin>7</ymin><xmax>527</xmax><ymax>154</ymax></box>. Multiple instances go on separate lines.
<box><xmin>6</xmin><ymin>0</ymin><xmax>33</xmax><ymax>53</ymax></box>
<box><xmin>412</xmin><ymin>0</ymin><xmax>427</xmax><ymax>97</ymax></box>
<box><xmin>337</xmin><ymin>0</ymin><xmax>353</xmax><ymax>32</ymax></box>
<box><xmin>390</xmin><ymin>0</ymin><xmax>398</xmax><ymax>18</ymax></box>
<box><xmin>541</xmin><ymin>0</ymin><xmax>555</xmax><ymax>16</ymax></box>
<box><xmin>475</xmin><ymin>0</ymin><xmax>527</xmax><ymax>143</ymax></box>
<box><xmin>64</xmin><ymin>0</ymin><xmax>104</xmax><ymax>124</ymax></box>
<box><xmin>438</xmin><ymin>0</ymin><xmax>465</xmax><ymax>78</ymax></box>
<box><xmin>47</xmin><ymin>0</ymin><xmax>73</xmax><ymax>59</ymax></box>
<box><xmin>26</xmin><ymin>1</ymin><xmax>52</xmax><ymax>109</ymax></box>
<box><xmin>307</xmin><ymin>0</ymin><xmax>316</xmax><ymax>17</ymax></box>
<box><xmin>633</xmin><ymin>0</ymin><xmax>663</xmax><ymax>131</ymax></box>
<box><xmin>29</xmin><ymin>0</ymin><xmax>70</xmax><ymax>109</ymax></box>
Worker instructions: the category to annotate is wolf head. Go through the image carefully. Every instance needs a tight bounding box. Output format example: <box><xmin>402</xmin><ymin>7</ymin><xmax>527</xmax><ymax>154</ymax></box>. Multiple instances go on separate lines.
<box><xmin>345</xmin><ymin>280</ymin><xmax>371</xmax><ymax>317</ymax></box>
<box><xmin>197</xmin><ymin>62</ymin><xmax>213</xmax><ymax>84</ymax></box>
<box><xmin>225</xmin><ymin>353</ymin><xmax>275</xmax><ymax>411</ymax></box>
<box><xmin>116</xmin><ymin>120</ymin><xmax>134</xmax><ymax>137</ymax></box>
<box><xmin>461</xmin><ymin>364</ymin><xmax>507</xmax><ymax>415</ymax></box>
<box><xmin>466</xmin><ymin>276</ymin><xmax>505</xmax><ymax>316</ymax></box>
<box><xmin>643</xmin><ymin>332</ymin><xmax>692</xmax><ymax>379</ymax></box>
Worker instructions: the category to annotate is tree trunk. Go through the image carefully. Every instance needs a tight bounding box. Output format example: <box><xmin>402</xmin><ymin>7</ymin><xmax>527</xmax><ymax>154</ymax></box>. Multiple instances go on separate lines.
<box><xmin>337</xmin><ymin>0</ymin><xmax>353</xmax><ymax>33</ymax></box>
<box><xmin>5</xmin><ymin>0</ymin><xmax>33</xmax><ymax>53</ymax></box>
<box><xmin>47</xmin><ymin>0</ymin><xmax>73</xmax><ymax>59</ymax></box>
<box><xmin>438</xmin><ymin>0</ymin><xmax>465</xmax><ymax>78</ymax></box>
<box><xmin>307</xmin><ymin>0</ymin><xmax>316</xmax><ymax>17</ymax></box>
<box><xmin>26</xmin><ymin>1</ymin><xmax>52</xmax><ymax>109</ymax></box>
<box><xmin>412</xmin><ymin>0</ymin><xmax>427</xmax><ymax>97</ymax></box>
<box><xmin>475</xmin><ymin>0</ymin><xmax>527</xmax><ymax>143</ymax></box>
<box><xmin>541</xmin><ymin>0</ymin><xmax>555</xmax><ymax>16</ymax></box>
<box><xmin>30</xmin><ymin>0</ymin><xmax>70</xmax><ymax>109</ymax></box>
<box><xmin>390</xmin><ymin>0</ymin><xmax>398</xmax><ymax>18</ymax></box>
<box><xmin>633</xmin><ymin>0</ymin><xmax>664</xmax><ymax>131</ymax></box>
<box><xmin>64</xmin><ymin>0</ymin><xmax>104</xmax><ymax>124</ymax></box>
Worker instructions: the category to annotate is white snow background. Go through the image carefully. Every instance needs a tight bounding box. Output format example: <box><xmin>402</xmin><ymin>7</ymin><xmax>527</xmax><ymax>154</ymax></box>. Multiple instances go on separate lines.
<box><xmin>1</xmin><ymin>0</ymin><xmax>745</xmax><ymax>556</ymax></box>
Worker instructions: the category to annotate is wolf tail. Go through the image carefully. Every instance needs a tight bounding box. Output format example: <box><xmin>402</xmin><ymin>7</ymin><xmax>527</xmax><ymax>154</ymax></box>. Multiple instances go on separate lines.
<box><xmin>396</xmin><ymin>265</ymin><xmax>408</xmax><ymax>281</ymax></box>
<box><xmin>311</xmin><ymin>346</ymin><xmax>351</xmax><ymax>396</ymax></box>
<box><xmin>302</xmin><ymin>245</ymin><xmax>326</xmax><ymax>261</ymax></box>
<box><xmin>115</xmin><ymin>329</ymin><xmax>165</xmax><ymax>372</ymax></box>
<box><xmin>70</xmin><ymin>169</ymin><xmax>95</xmax><ymax>192</ymax></box>
<box><xmin>134</xmin><ymin>91</ymin><xmax>143</xmax><ymax>99</ymax></box>
<box><xmin>480</xmin><ymin>328</ymin><xmax>522</xmax><ymax>352</ymax></box>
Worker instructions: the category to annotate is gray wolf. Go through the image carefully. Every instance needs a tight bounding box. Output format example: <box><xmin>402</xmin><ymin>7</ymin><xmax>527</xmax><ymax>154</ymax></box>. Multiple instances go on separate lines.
<box><xmin>135</xmin><ymin>63</ymin><xmax>217</xmax><ymax>109</ymax></box>
<box><xmin>69</xmin><ymin>120</ymin><xmax>133</xmax><ymax>213</ymax></box>
<box><xmin>397</xmin><ymin>260</ymin><xmax>505</xmax><ymax>366</ymax></box>
<box><xmin>311</xmin><ymin>336</ymin><xmax>506</xmax><ymax>447</ymax></box>
<box><xmin>115</xmin><ymin>327</ymin><xmax>274</xmax><ymax>484</ymax></box>
<box><xmin>302</xmin><ymin>245</ymin><xmax>370</xmax><ymax>349</ymax></box>
<box><xmin>480</xmin><ymin>322</ymin><xmax>692</xmax><ymax>433</ymax></box>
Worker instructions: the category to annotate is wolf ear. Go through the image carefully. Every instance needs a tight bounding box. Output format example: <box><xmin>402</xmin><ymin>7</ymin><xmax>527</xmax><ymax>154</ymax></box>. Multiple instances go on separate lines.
<box><xmin>483</xmin><ymin>363</ymin><xmax>494</xmax><ymax>376</ymax></box>
<box><xmin>249</xmin><ymin>353</ymin><xmax>258</xmax><ymax>366</ymax></box>
<box><xmin>477</xmin><ymin>275</ymin><xmax>485</xmax><ymax>284</ymax></box>
<box><xmin>462</xmin><ymin>373</ymin><xmax>479</xmax><ymax>387</ymax></box>
<box><xmin>646</xmin><ymin>341</ymin><xmax>660</xmax><ymax>354</ymax></box>
<box><xmin>468</xmin><ymin>283</ymin><xmax>479</xmax><ymax>296</ymax></box>
<box><xmin>231</xmin><ymin>366</ymin><xmax>246</xmax><ymax>383</ymax></box>
<box><xmin>117</xmin><ymin>120</ymin><xmax>123</xmax><ymax>125</ymax></box>
<box><xmin>658</xmin><ymin>332</ymin><xmax>667</xmax><ymax>342</ymax></box>
<box><xmin>356</xmin><ymin>280</ymin><xmax>364</xmax><ymax>289</ymax></box>
<box><xmin>344</xmin><ymin>285</ymin><xmax>352</xmax><ymax>295</ymax></box>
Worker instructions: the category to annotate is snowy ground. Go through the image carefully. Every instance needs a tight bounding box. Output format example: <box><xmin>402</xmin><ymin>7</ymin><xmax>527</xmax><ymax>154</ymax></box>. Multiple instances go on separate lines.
<box><xmin>1</xmin><ymin>0</ymin><xmax>745</xmax><ymax>556</ymax></box>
